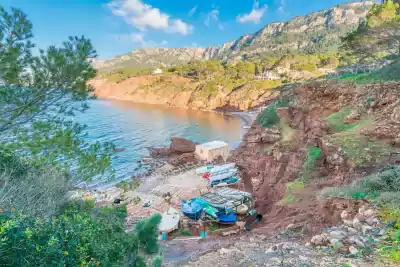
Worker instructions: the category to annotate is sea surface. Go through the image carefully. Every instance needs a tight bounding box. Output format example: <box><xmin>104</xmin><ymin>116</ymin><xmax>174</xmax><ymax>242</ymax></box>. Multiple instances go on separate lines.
<box><xmin>76</xmin><ymin>99</ymin><xmax>245</xmax><ymax>188</ymax></box>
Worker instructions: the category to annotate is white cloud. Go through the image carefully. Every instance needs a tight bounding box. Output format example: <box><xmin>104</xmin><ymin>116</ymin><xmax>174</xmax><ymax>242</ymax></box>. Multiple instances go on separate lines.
<box><xmin>188</xmin><ymin>5</ymin><xmax>198</xmax><ymax>17</ymax></box>
<box><xmin>218</xmin><ymin>24</ymin><xmax>224</xmax><ymax>30</ymax></box>
<box><xmin>108</xmin><ymin>0</ymin><xmax>193</xmax><ymax>35</ymax></box>
<box><xmin>116</xmin><ymin>33</ymin><xmax>168</xmax><ymax>47</ymax></box>
<box><xmin>204</xmin><ymin>8</ymin><xmax>219</xmax><ymax>27</ymax></box>
<box><xmin>236</xmin><ymin>1</ymin><xmax>267</xmax><ymax>24</ymax></box>
<box><xmin>277</xmin><ymin>0</ymin><xmax>287</xmax><ymax>15</ymax></box>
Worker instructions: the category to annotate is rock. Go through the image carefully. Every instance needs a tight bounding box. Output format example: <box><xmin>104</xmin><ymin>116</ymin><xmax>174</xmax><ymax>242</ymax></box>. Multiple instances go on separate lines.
<box><xmin>353</xmin><ymin>218</ymin><xmax>363</xmax><ymax>230</ymax></box>
<box><xmin>363</xmin><ymin>209</ymin><xmax>376</xmax><ymax>218</ymax></box>
<box><xmin>343</xmin><ymin>219</ymin><xmax>354</xmax><ymax>227</ymax></box>
<box><xmin>348</xmin><ymin>236</ymin><xmax>365</xmax><ymax>248</ymax></box>
<box><xmin>151</xmin><ymin>147</ymin><xmax>172</xmax><ymax>157</ymax></box>
<box><xmin>361</xmin><ymin>225</ymin><xmax>373</xmax><ymax>234</ymax></box>
<box><xmin>378</xmin><ymin>229</ymin><xmax>385</xmax><ymax>236</ymax></box>
<box><xmin>341</xmin><ymin>210</ymin><xmax>351</xmax><ymax>220</ymax></box>
<box><xmin>358</xmin><ymin>205</ymin><xmax>367</xmax><ymax>215</ymax></box>
<box><xmin>311</xmin><ymin>234</ymin><xmax>330</xmax><ymax>246</ymax></box>
<box><xmin>349</xmin><ymin>246</ymin><xmax>358</xmax><ymax>255</ymax></box>
<box><xmin>276</xmin><ymin>107</ymin><xmax>291</xmax><ymax>123</ymax></box>
<box><xmin>219</xmin><ymin>248</ymin><xmax>239</xmax><ymax>255</ymax></box>
<box><xmin>365</xmin><ymin>216</ymin><xmax>379</xmax><ymax>226</ymax></box>
<box><xmin>265</xmin><ymin>246</ymin><xmax>277</xmax><ymax>254</ymax></box>
<box><xmin>345</xmin><ymin>226</ymin><xmax>359</xmax><ymax>235</ymax></box>
<box><xmin>170</xmin><ymin>137</ymin><xmax>196</xmax><ymax>153</ymax></box>
<box><xmin>169</xmin><ymin>153</ymin><xmax>197</xmax><ymax>166</ymax></box>
<box><xmin>329</xmin><ymin>230</ymin><xmax>347</xmax><ymax>240</ymax></box>
<box><xmin>330</xmin><ymin>238</ymin><xmax>344</xmax><ymax>249</ymax></box>
<box><xmin>261</xmin><ymin>132</ymin><xmax>281</xmax><ymax>143</ymax></box>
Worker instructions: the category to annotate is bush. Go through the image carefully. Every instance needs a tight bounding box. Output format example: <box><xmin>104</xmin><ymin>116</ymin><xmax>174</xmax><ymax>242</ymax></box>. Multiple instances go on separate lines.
<box><xmin>136</xmin><ymin>213</ymin><xmax>162</xmax><ymax>254</ymax></box>
<box><xmin>0</xmin><ymin>201</ymin><xmax>161</xmax><ymax>266</ymax></box>
<box><xmin>320</xmin><ymin>165</ymin><xmax>400</xmax><ymax>207</ymax></box>
<box><xmin>293</xmin><ymin>63</ymin><xmax>317</xmax><ymax>72</ymax></box>
<box><xmin>325</xmin><ymin>109</ymin><xmax>367</xmax><ymax>132</ymax></box>
<box><xmin>329</xmin><ymin>133</ymin><xmax>391</xmax><ymax>167</ymax></box>
<box><xmin>300</xmin><ymin>146</ymin><xmax>322</xmax><ymax>180</ymax></box>
<box><xmin>257</xmin><ymin>97</ymin><xmax>293</xmax><ymax>128</ymax></box>
<box><xmin>0</xmin><ymin>150</ymin><xmax>71</xmax><ymax>218</ymax></box>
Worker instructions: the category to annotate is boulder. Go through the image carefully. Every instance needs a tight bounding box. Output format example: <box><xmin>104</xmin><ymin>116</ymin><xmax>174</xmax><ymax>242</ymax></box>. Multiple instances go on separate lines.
<box><xmin>169</xmin><ymin>152</ymin><xmax>197</xmax><ymax>166</ymax></box>
<box><xmin>349</xmin><ymin>246</ymin><xmax>358</xmax><ymax>256</ymax></box>
<box><xmin>329</xmin><ymin>230</ymin><xmax>347</xmax><ymax>240</ymax></box>
<box><xmin>151</xmin><ymin>147</ymin><xmax>172</xmax><ymax>157</ymax></box>
<box><xmin>170</xmin><ymin>137</ymin><xmax>196</xmax><ymax>153</ymax></box>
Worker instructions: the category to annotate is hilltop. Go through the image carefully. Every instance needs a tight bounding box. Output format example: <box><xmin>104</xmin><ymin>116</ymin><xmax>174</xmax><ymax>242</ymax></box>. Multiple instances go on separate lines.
<box><xmin>94</xmin><ymin>2</ymin><xmax>373</xmax><ymax>71</ymax></box>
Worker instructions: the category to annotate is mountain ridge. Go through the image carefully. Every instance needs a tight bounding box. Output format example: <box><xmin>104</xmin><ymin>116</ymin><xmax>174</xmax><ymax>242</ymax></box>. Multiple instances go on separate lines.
<box><xmin>94</xmin><ymin>1</ymin><xmax>374</xmax><ymax>70</ymax></box>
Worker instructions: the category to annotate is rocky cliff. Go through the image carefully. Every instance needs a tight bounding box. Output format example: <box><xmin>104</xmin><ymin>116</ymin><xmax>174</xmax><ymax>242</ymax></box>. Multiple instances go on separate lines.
<box><xmin>230</xmin><ymin>80</ymin><xmax>400</xmax><ymax>234</ymax></box>
<box><xmin>204</xmin><ymin>2</ymin><xmax>373</xmax><ymax>61</ymax></box>
<box><xmin>95</xmin><ymin>2</ymin><xmax>373</xmax><ymax>70</ymax></box>
<box><xmin>91</xmin><ymin>75</ymin><xmax>281</xmax><ymax>111</ymax></box>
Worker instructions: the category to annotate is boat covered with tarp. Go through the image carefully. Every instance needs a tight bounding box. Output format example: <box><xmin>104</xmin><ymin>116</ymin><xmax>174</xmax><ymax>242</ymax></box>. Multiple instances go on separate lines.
<box><xmin>195</xmin><ymin>163</ymin><xmax>235</xmax><ymax>175</ymax></box>
<box><xmin>199</xmin><ymin>188</ymin><xmax>252</xmax><ymax>213</ymax></box>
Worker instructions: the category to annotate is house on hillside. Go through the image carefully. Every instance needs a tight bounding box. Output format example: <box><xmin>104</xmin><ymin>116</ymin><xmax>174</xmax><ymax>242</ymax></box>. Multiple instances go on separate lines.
<box><xmin>255</xmin><ymin>71</ymin><xmax>281</xmax><ymax>80</ymax></box>
<box><xmin>153</xmin><ymin>68</ymin><xmax>163</xmax><ymax>74</ymax></box>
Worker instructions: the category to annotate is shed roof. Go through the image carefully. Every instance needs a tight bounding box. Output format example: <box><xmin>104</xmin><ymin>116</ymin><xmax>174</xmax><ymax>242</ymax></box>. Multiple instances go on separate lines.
<box><xmin>197</xmin><ymin>140</ymin><xmax>228</xmax><ymax>150</ymax></box>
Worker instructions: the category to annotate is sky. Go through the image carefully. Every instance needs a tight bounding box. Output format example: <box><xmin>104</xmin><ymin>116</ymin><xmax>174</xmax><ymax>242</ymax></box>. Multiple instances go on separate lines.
<box><xmin>1</xmin><ymin>0</ymin><xmax>376</xmax><ymax>59</ymax></box>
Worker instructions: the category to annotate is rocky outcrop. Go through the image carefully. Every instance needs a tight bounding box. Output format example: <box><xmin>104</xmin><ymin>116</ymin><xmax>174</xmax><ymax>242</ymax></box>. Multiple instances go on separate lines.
<box><xmin>230</xmin><ymin>80</ymin><xmax>400</xmax><ymax>236</ymax></box>
<box><xmin>151</xmin><ymin>137</ymin><xmax>198</xmax><ymax>166</ymax></box>
<box><xmin>170</xmin><ymin>137</ymin><xmax>196</xmax><ymax>153</ymax></box>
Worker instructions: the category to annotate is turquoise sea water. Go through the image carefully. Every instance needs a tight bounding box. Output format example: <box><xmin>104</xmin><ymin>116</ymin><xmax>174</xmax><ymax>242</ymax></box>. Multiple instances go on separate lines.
<box><xmin>77</xmin><ymin>99</ymin><xmax>244</xmax><ymax>187</ymax></box>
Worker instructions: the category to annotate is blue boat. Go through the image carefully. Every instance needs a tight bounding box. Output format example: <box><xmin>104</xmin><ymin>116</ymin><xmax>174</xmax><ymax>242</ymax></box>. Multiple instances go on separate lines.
<box><xmin>216</xmin><ymin>212</ymin><xmax>237</xmax><ymax>224</ymax></box>
<box><xmin>181</xmin><ymin>199</ymin><xmax>203</xmax><ymax>220</ymax></box>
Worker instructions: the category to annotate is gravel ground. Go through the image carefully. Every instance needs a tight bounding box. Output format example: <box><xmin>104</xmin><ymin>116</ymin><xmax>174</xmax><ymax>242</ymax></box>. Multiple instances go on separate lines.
<box><xmin>163</xmin><ymin>234</ymin><xmax>395</xmax><ymax>267</ymax></box>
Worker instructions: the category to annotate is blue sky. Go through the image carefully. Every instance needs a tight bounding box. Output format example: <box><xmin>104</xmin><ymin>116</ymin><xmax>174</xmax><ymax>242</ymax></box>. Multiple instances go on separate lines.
<box><xmin>2</xmin><ymin>0</ymin><xmax>375</xmax><ymax>59</ymax></box>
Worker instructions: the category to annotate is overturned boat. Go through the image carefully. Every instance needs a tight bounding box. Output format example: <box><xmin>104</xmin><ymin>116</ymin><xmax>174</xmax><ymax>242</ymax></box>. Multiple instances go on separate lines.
<box><xmin>195</xmin><ymin>163</ymin><xmax>235</xmax><ymax>175</ymax></box>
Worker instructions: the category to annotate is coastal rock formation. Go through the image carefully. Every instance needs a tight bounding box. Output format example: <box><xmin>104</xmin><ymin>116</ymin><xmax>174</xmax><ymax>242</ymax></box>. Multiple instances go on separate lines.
<box><xmin>230</xmin><ymin>80</ymin><xmax>400</xmax><ymax>235</ymax></box>
<box><xmin>170</xmin><ymin>137</ymin><xmax>196</xmax><ymax>153</ymax></box>
<box><xmin>151</xmin><ymin>137</ymin><xmax>198</xmax><ymax>166</ymax></box>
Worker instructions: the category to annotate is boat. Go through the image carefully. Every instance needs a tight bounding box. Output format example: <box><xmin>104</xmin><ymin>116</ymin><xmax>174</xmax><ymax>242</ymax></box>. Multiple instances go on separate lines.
<box><xmin>216</xmin><ymin>212</ymin><xmax>237</xmax><ymax>224</ymax></box>
<box><xmin>158</xmin><ymin>207</ymin><xmax>180</xmax><ymax>233</ymax></box>
<box><xmin>195</xmin><ymin>163</ymin><xmax>235</xmax><ymax>175</ymax></box>
<box><xmin>181</xmin><ymin>199</ymin><xmax>204</xmax><ymax>220</ymax></box>
<box><xmin>211</xmin><ymin>177</ymin><xmax>240</xmax><ymax>188</ymax></box>
<box><xmin>207</xmin><ymin>169</ymin><xmax>238</xmax><ymax>183</ymax></box>
<box><xmin>199</xmin><ymin>188</ymin><xmax>253</xmax><ymax>213</ymax></box>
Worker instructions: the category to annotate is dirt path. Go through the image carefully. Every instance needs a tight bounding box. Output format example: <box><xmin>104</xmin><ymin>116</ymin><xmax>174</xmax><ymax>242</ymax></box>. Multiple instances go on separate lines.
<box><xmin>164</xmin><ymin>234</ymin><xmax>379</xmax><ymax>267</ymax></box>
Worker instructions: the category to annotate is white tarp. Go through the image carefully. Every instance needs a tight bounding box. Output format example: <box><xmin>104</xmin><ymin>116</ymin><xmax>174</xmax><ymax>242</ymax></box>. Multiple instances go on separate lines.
<box><xmin>158</xmin><ymin>207</ymin><xmax>180</xmax><ymax>233</ymax></box>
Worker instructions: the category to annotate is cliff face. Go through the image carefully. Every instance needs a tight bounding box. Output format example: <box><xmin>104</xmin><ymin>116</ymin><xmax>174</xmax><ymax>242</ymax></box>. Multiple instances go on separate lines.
<box><xmin>230</xmin><ymin>80</ymin><xmax>400</xmax><ymax>234</ymax></box>
<box><xmin>95</xmin><ymin>2</ymin><xmax>373</xmax><ymax>70</ymax></box>
<box><xmin>204</xmin><ymin>2</ymin><xmax>372</xmax><ymax>61</ymax></box>
<box><xmin>91</xmin><ymin>75</ymin><xmax>280</xmax><ymax>111</ymax></box>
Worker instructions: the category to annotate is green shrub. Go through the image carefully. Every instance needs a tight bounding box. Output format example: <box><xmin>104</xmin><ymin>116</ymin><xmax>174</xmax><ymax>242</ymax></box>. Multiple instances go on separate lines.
<box><xmin>300</xmin><ymin>146</ymin><xmax>322</xmax><ymax>180</ymax></box>
<box><xmin>0</xmin><ymin>201</ymin><xmax>161</xmax><ymax>266</ymax></box>
<box><xmin>320</xmin><ymin>165</ymin><xmax>400</xmax><ymax>207</ymax></box>
<box><xmin>293</xmin><ymin>63</ymin><xmax>317</xmax><ymax>72</ymax></box>
<box><xmin>136</xmin><ymin>213</ymin><xmax>162</xmax><ymax>254</ymax></box>
<box><xmin>329</xmin><ymin>133</ymin><xmax>391</xmax><ymax>167</ymax></box>
<box><xmin>325</xmin><ymin>108</ymin><xmax>369</xmax><ymax>133</ymax></box>
<box><xmin>257</xmin><ymin>97</ymin><xmax>293</xmax><ymax>128</ymax></box>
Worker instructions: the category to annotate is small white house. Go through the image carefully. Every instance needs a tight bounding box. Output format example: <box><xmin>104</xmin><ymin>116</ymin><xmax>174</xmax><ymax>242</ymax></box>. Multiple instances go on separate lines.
<box><xmin>195</xmin><ymin>141</ymin><xmax>229</xmax><ymax>162</ymax></box>
<box><xmin>153</xmin><ymin>68</ymin><xmax>163</xmax><ymax>74</ymax></box>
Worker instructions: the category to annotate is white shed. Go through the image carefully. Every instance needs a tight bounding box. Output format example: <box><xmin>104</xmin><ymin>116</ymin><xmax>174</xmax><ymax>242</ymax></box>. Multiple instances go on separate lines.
<box><xmin>195</xmin><ymin>141</ymin><xmax>229</xmax><ymax>162</ymax></box>
<box><xmin>153</xmin><ymin>68</ymin><xmax>163</xmax><ymax>74</ymax></box>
